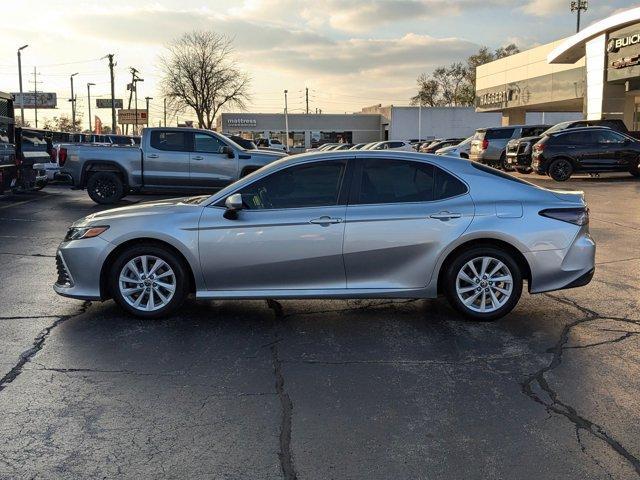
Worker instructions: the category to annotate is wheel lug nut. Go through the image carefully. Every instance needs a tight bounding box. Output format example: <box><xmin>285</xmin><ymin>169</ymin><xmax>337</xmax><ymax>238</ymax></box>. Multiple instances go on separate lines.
<box><xmin>485</xmin><ymin>288</ymin><xmax>489</xmax><ymax>292</ymax></box>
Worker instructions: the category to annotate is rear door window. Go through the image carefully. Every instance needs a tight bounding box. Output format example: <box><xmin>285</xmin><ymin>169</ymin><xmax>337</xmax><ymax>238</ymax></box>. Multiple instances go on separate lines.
<box><xmin>522</xmin><ymin>126</ymin><xmax>548</xmax><ymax>137</ymax></box>
<box><xmin>353</xmin><ymin>158</ymin><xmax>435</xmax><ymax>204</ymax></box>
<box><xmin>554</xmin><ymin>131</ymin><xmax>594</xmax><ymax>144</ymax></box>
<box><xmin>150</xmin><ymin>131</ymin><xmax>190</xmax><ymax>152</ymax></box>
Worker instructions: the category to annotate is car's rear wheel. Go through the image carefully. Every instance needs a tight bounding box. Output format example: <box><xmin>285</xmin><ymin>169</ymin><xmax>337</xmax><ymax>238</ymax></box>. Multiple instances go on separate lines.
<box><xmin>444</xmin><ymin>247</ymin><xmax>522</xmax><ymax>321</ymax></box>
<box><xmin>109</xmin><ymin>244</ymin><xmax>189</xmax><ymax>319</ymax></box>
<box><xmin>87</xmin><ymin>171</ymin><xmax>124</xmax><ymax>204</ymax></box>
<box><xmin>548</xmin><ymin>159</ymin><xmax>573</xmax><ymax>182</ymax></box>
<box><xmin>629</xmin><ymin>162</ymin><xmax>640</xmax><ymax>177</ymax></box>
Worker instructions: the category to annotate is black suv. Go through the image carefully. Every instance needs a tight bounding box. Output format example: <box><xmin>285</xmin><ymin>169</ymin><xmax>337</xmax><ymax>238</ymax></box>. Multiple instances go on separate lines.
<box><xmin>507</xmin><ymin>119</ymin><xmax>635</xmax><ymax>174</ymax></box>
<box><xmin>532</xmin><ymin>127</ymin><xmax>640</xmax><ymax>181</ymax></box>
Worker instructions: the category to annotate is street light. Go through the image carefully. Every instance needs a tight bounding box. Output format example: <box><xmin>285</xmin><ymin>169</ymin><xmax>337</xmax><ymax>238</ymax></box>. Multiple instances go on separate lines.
<box><xmin>17</xmin><ymin>45</ymin><xmax>28</xmax><ymax>125</ymax></box>
<box><xmin>70</xmin><ymin>73</ymin><xmax>79</xmax><ymax>131</ymax></box>
<box><xmin>284</xmin><ymin>89</ymin><xmax>289</xmax><ymax>152</ymax></box>
<box><xmin>570</xmin><ymin>0</ymin><xmax>588</xmax><ymax>33</ymax></box>
<box><xmin>87</xmin><ymin>82</ymin><xmax>95</xmax><ymax>133</ymax></box>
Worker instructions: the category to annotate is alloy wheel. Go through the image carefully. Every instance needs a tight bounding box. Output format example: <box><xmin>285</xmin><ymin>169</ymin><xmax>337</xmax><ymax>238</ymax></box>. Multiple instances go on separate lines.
<box><xmin>118</xmin><ymin>255</ymin><xmax>176</xmax><ymax>312</ymax></box>
<box><xmin>455</xmin><ymin>256</ymin><xmax>513</xmax><ymax>313</ymax></box>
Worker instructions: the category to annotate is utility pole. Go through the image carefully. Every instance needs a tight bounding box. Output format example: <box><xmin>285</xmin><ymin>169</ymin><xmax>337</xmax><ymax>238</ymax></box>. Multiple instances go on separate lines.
<box><xmin>103</xmin><ymin>54</ymin><xmax>117</xmax><ymax>134</ymax></box>
<box><xmin>17</xmin><ymin>45</ymin><xmax>28</xmax><ymax>125</ymax></box>
<box><xmin>305</xmin><ymin>87</ymin><xmax>309</xmax><ymax>114</ymax></box>
<box><xmin>125</xmin><ymin>67</ymin><xmax>139</xmax><ymax>135</ymax></box>
<box><xmin>570</xmin><ymin>0</ymin><xmax>588</xmax><ymax>32</ymax></box>
<box><xmin>70</xmin><ymin>72</ymin><xmax>79</xmax><ymax>131</ymax></box>
<box><xmin>145</xmin><ymin>96</ymin><xmax>153</xmax><ymax>130</ymax></box>
<box><xmin>284</xmin><ymin>89</ymin><xmax>289</xmax><ymax>152</ymax></box>
<box><xmin>163</xmin><ymin>98</ymin><xmax>167</xmax><ymax>127</ymax></box>
<box><xmin>87</xmin><ymin>83</ymin><xmax>95</xmax><ymax>132</ymax></box>
<box><xmin>30</xmin><ymin>67</ymin><xmax>41</xmax><ymax>128</ymax></box>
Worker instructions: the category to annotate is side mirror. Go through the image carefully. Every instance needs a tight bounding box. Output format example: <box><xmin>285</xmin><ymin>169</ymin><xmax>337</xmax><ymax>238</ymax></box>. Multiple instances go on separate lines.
<box><xmin>220</xmin><ymin>145</ymin><xmax>235</xmax><ymax>158</ymax></box>
<box><xmin>223</xmin><ymin>193</ymin><xmax>243</xmax><ymax>219</ymax></box>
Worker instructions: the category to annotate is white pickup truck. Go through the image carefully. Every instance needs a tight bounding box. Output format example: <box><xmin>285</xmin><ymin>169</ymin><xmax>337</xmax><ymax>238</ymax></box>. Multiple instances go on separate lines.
<box><xmin>59</xmin><ymin>127</ymin><xmax>287</xmax><ymax>204</ymax></box>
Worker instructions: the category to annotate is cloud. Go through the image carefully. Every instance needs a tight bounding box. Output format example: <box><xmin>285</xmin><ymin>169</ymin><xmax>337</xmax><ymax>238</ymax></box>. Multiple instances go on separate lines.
<box><xmin>520</xmin><ymin>0</ymin><xmax>567</xmax><ymax>17</ymax></box>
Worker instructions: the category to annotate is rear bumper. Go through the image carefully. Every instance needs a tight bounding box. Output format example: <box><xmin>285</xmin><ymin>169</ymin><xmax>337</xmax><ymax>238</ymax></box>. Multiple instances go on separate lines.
<box><xmin>525</xmin><ymin>227</ymin><xmax>596</xmax><ymax>294</ymax></box>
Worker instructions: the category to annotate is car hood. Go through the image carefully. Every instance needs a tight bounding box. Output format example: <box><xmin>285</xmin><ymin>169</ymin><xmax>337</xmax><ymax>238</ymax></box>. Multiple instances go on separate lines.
<box><xmin>250</xmin><ymin>149</ymin><xmax>288</xmax><ymax>158</ymax></box>
<box><xmin>75</xmin><ymin>196</ymin><xmax>208</xmax><ymax>226</ymax></box>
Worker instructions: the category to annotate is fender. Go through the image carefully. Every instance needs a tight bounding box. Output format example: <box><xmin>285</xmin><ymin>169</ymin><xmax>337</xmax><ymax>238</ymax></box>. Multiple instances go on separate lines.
<box><xmin>81</xmin><ymin>160</ymin><xmax>129</xmax><ymax>188</ymax></box>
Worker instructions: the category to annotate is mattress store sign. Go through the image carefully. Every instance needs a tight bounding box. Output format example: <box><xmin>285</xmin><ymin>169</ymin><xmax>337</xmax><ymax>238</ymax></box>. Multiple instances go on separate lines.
<box><xmin>226</xmin><ymin>118</ymin><xmax>257</xmax><ymax>128</ymax></box>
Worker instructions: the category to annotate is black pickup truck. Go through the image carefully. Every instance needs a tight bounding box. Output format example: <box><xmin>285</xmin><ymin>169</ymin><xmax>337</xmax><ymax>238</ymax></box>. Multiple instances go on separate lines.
<box><xmin>506</xmin><ymin>119</ymin><xmax>636</xmax><ymax>174</ymax></box>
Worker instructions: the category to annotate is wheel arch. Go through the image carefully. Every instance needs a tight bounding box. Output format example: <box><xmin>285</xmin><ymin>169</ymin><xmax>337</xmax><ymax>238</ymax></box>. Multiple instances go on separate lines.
<box><xmin>436</xmin><ymin>237</ymin><xmax>532</xmax><ymax>295</ymax></box>
<box><xmin>99</xmin><ymin>237</ymin><xmax>197</xmax><ymax>300</ymax></box>
<box><xmin>81</xmin><ymin>161</ymin><xmax>128</xmax><ymax>187</ymax></box>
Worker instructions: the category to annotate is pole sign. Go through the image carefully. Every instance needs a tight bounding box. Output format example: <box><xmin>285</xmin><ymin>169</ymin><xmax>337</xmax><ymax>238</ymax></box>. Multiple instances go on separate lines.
<box><xmin>12</xmin><ymin>92</ymin><xmax>57</xmax><ymax>109</ymax></box>
<box><xmin>96</xmin><ymin>98</ymin><xmax>123</xmax><ymax>109</ymax></box>
<box><xmin>117</xmin><ymin>109</ymin><xmax>148</xmax><ymax>125</ymax></box>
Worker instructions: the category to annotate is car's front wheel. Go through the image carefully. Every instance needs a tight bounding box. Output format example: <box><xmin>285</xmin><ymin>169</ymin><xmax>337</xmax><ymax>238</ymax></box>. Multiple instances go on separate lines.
<box><xmin>109</xmin><ymin>244</ymin><xmax>189</xmax><ymax>318</ymax></box>
<box><xmin>444</xmin><ymin>247</ymin><xmax>523</xmax><ymax>321</ymax></box>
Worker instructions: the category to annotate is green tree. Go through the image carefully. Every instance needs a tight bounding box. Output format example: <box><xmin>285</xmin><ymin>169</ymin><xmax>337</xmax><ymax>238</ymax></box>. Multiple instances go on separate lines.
<box><xmin>42</xmin><ymin>114</ymin><xmax>83</xmax><ymax>132</ymax></box>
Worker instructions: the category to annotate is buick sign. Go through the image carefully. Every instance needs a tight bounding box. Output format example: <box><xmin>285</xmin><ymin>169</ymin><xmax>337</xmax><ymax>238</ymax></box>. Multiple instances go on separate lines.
<box><xmin>607</xmin><ymin>32</ymin><xmax>640</xmax><ymax>53</ymax></box>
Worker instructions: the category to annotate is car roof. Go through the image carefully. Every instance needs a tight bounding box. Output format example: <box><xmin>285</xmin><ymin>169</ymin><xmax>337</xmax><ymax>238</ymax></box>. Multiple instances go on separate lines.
<box><xmin>549</xmin><ymin>126</ymin><xmax>613</xmax><ymax>135</ymax></box>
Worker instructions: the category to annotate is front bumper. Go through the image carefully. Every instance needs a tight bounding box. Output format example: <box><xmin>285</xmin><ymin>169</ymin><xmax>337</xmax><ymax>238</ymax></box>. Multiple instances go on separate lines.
<box><xmin>525</xmin><ymin>227</ymin><xmax>596</xmax><ymax>294</ymax></box>
<box><xmin>53</xmin><ymin>236</ymin><xmax>115</xmax><ymax>301</ymax></box>
<box><xmin>506</xmin><ymin>153</ymin><xmax>531</xmax><ymax>168</ymax></box>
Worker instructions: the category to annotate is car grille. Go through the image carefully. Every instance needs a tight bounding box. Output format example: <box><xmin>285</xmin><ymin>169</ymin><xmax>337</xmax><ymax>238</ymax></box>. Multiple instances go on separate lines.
<box><xmin>55</xmin><ymin>253</ymin><xmax>74</xmax><ymax>287</ymax></box>
<box><xmin>506</xmin><ymin>142</ymin><xmax>519</xmax><ymax>154</ymax></box>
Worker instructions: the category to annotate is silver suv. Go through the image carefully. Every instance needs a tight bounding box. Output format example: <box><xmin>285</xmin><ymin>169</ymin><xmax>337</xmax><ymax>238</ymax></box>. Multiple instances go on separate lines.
<box><xmin>470</xmin><ymin>125</ymin><xmax>550</xmax><ymax>169</ymax></box>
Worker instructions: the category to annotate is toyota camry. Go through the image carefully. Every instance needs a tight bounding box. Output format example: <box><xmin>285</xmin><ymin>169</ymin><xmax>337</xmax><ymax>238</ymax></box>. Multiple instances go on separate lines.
<box><xmin>54</xmin><ymin>151</ymin><xmax>595</xmax><ymax>321</ymax></box>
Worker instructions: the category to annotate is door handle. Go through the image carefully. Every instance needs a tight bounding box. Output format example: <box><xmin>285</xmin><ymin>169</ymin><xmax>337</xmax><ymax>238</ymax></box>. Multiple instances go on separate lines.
<box><xmin>147</xmin><ymin>153</ymin><xmax>159</xmax><ymax>158</ymax></box>
<box><xmin>192</xmin><ymin>155</ymin><xmax>204</xmax><ymax>161</ymax></box>
<box><xmin>309</xmin><ymin>216</ymin><xmax>342</xmax><ymax>225</ymax></box>
<box><xmin>430</xmin><ymin>211</ymin><xmax>462</xmax><ymax>221</ymax></box>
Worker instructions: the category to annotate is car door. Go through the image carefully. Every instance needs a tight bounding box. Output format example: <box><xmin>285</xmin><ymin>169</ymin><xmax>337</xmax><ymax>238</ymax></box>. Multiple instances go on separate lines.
<box><xmin>593</xmin><ymin>130</ymin><xmax>636</xmax><ymax>170</ymax></box>
<box><xmin>145</xmin><ymin>130</ymin><xmax>192</xmax><ymax>187</ymax></box>
<box><xmin>190</xmin><ymin>132</ymin><xmax>238</xmax><ymax>188</ymax></box>
<box><xmin>198</xmin><ymin>159</ymin><xmax>351</xmax><ymax>291</ymax></box>
<box><xmin>343</xmin><ymin>158</ymin><xmax>473</xmax><ymax>289</ymax></box>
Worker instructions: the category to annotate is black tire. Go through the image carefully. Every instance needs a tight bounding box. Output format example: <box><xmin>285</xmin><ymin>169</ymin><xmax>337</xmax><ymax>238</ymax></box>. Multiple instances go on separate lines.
<box><xmin>515</xmin><ymin>167</ymin><xmax>532</xmax><ymax>174</ymax></box>
<box><xmin>109</xmin><ymin>244</ymin><xmax>189</xmax><ymax>319</ymax></box>
<box><xmin>548</xmin><ymin>158</ymin><xmax>573</xmax><ymax>182</ymax></box>
<box><xmin>501</xmin><ymin>153</ymin><xmax>514</xmax><ymax>172</ymax></box>
<box><xmin>629</xmin><ymin>162</ymin><xmax>640</xmax><ymax>177</ymax></box>
<box><xmin>444</xmin><ymin>246</ymin><xmax>523</xmax><ymax>321</ymax></box>
<box><xmin>87</xmin><ymin>171</ymin><xmax>124</xmax><ymax>204</ymax></box>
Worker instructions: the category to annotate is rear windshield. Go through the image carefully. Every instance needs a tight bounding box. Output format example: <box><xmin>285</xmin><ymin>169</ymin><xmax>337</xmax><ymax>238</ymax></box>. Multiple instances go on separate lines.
<box><xmin>20</xmin><ymin>130</ymin><xmax>49</xmax><ymax>152</ymax></box>
<box><xmin>474</xmin><ymin>129</ymin><xmax>515</xmax><ymax>140</ymax></box>
<box><xmin>471</xmin><ymin>163</ymin><xmax>538</xmax><ymax>187</ymax></box>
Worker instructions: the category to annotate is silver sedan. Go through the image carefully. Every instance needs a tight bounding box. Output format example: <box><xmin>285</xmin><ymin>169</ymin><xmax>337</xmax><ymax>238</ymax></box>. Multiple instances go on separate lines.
<box><xmin>54</xmin><ymin>151</ymin><xmax>595</xmax><ymax>321</ymax></box>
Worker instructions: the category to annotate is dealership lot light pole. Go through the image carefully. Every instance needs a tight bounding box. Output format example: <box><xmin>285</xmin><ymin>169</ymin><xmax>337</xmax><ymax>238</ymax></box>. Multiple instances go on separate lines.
<box><xmin>570</xmin><ymin>0</ymin><xmax>588</xmax><ymax>32</ymax></box>
<box><xmin>284</xmin><ymin>89</ymin><xmax>289</xmax><ymax>151</ymax></box>
<box><xmin>87</xmin><ymin>83</ymin><xmax>95</xmax><ymax>133</ymax></box>
<box><xmin>70</xmin><ymin>72</ymin><xmax>79</xmax><ymax>131</ymax></box>
<box><xmin>145</xmin><ymin>96</ymin><xmax>152</xmax><ymax>130</ymax></box>
<box><xmin>17</xmin><ymin>45</ymin><xmax>28</xmax><ymax>125</ymax></box>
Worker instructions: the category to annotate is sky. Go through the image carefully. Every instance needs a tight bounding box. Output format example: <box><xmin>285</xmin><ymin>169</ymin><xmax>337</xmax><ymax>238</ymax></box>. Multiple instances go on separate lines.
<box><xmin>0</xmin><ymin>0</ymin><xmax>635</xmax><ymax>128</ymax></box>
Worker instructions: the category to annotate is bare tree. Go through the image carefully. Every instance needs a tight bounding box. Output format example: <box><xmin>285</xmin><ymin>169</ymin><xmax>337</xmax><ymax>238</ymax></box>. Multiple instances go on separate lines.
<box><xmin>42</xmin><ymin>114</ymin><xmax>83</xmax><ymax>132</ymax></box>
<box><xmin>160</xmin><ymin>31</ymin><xmax>250</xmax><ymax>129</ymax></box>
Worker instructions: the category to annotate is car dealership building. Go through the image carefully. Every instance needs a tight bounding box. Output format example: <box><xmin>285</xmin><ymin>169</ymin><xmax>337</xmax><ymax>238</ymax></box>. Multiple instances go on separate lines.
<box><xmin>476</xmin><ymin>6</ymin><xmax>640</xmax><ymax>131</ymax></box>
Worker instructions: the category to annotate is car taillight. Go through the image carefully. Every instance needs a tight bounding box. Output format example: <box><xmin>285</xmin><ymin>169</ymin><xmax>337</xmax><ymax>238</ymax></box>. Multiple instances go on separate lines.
<box><xmin>481</xmin><ymin>139</ymin><xmax>489</xmax><ymax>150</ymax></box>
<box><xmin>58</xmin><ymin>148</ymin><xmax>67</xmax><ymax>167</ymax></box>
<box><xmin>533</xmin><ymin>143</ymin><xmax>544</xmax><ymax>152</ymax></box>
<box><xmin>540</xmin><ymin>207</ymin><xmax>589</xmax><ymax>226</ymax></box>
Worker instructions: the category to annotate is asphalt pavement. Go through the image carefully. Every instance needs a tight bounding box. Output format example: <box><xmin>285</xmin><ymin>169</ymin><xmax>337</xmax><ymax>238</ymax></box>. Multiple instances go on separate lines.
<box><xmin>0</xmin><ymin>173</ymin><xmax>639</xmax><ymax>479</ymax></box>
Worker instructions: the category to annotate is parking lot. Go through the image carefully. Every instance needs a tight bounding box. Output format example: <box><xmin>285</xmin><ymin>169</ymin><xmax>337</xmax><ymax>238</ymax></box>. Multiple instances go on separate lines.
<box><xmin>0</xmin><ymin>173</ymin><xmax>639</xmax><ymax>479</ymax></box>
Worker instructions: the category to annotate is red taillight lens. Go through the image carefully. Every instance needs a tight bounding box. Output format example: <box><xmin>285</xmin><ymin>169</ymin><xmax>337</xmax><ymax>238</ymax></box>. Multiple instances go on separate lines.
<box><xmin>58</xmin><ymin>148</ymin><xmax>67</xmax><ymax>167</ymax></box>
<box><xmin>540</xmin><ymin>207</ymin><xmax>589</xmax><ymax>226</ymax></box>
<box><xmin>534</xmin><ymin>143</ymin><xmax>544</xmax><ymax>152</ymax></box>
<box><xmin>481</xmin><ymin>139</ymin><xmax>489</xmax><ymax>150</ymax></box>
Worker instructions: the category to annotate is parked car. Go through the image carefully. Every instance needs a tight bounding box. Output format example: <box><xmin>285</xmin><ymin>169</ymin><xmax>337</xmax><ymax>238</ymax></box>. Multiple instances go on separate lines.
<box><xmin>506</xmin><ymin>120</ymin><xmax>631</xmax><ymax>174</ymax></box>
<box><xmin>0</xmin><ymin>140</ymin><xmax>16</xmax><ymax>195</ymax></box>
<box><xmin>370</xmin><ymin>140</ymin><xmax>414</xmax><ymax>151</ymax></box>
<box><xmin>227</xmin><ymin>135</ymin><xmax>257</xmax><ymax>150</ymax></box>
<box><xmin>470</xmin><ymin>125</ymin><xmax>551</xmax><ymax>170</ymax></box>
<box><xmin>349</xmin><ymin>143</ymin><xmax>368</xmax><ymax>150</ymax></box>
<box><xmin>54</xmin><ymin>151</ymin><xmax>595</xmax><ymax>321</ymax></box>
<box><xmin>359</xmin><ymin>142</ymin><xmax>381</xmax><ymax>150</ymax></box>
<box><xmin>328</xmin><ymin>144</ymin><xmax>353</xmax><ymax>151</ymax></box>
<box><xmin>435</xmin><ymin>137</ymin><xmax>473</xmax><ymax>158</ymax></box>
<box><xmin>256</xmin><ymin>137</ymin><xmax>287</xmax><ymax>152</ymax></box>
<box><xmin>418</xmin><ymin>139</ymin><xmax>443</xmax><ymax>153</ymax></box>
<box><xmin>421</xmin><ymin>138</ymin><xmax>465</xmax><ymax>154</ymax></box>
<box><xmin>58</xmin><ymin>127</ymin><xmax>287</xmax><ymax>204</ymax></box>
<box><xmin>532</xmin><ymin>127</ymin><xmax>640</xmax><ymax>181</ymax></box>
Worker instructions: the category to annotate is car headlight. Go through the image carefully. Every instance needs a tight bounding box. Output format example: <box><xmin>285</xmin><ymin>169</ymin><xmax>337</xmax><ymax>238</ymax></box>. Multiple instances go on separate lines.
<box><xmin>64</xmin><ymin>226</ymin><xmax>109</xmax><ymax>241</ymax></box>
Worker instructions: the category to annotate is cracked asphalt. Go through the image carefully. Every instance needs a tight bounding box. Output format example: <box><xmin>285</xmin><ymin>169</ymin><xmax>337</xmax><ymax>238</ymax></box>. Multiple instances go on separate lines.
<box><xmin>0</xmin><ymin>172</ymin><xmax>638</xmax><ymax>479</ymax></box>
